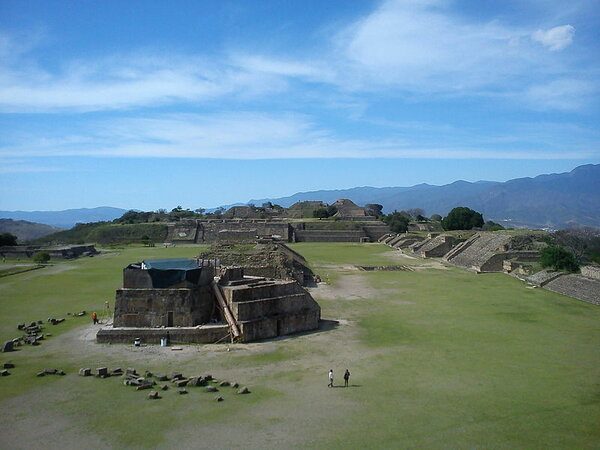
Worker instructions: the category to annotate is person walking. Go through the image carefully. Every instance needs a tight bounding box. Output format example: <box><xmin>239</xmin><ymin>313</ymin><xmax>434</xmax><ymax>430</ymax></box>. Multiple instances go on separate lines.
<box><xmin>328</xmin><ymin>369</ymin><xmax>334</xmax><ymax>388</ymax></box>
<box><xmin>344</xmin><ymin>369</ymin><xmax>350</xmax><ymax>387</ymax></box>
<box><xmin>91</xmin><ymin>312</ymin><xmax>98</xmax><ymax>325</ymax></box>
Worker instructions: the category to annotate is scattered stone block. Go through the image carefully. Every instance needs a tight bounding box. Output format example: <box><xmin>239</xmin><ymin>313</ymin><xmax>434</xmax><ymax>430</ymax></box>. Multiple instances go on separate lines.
<box><xmin>36</xmin><ymin>371</ymin><xmax>45</xmax><ymax>377</ymax></box>
<box><xmin>37</xmin><ymin>320</ymin><xmax>43</xmax><ymax>325</ymax></box>
<box><xmin>0</xmin><ymin>369</ymin><xmax>9</xmax><ymax>376</ymax></box>
<box><xmin>231</xmin><ymin>382</ymin><xmax>239</xmax><ymax>388</ymax></box>
<box><xmin>111</xmin><ymin>368</ymin><xmax>123</xmax><ymax>376</ymax></box>
<box><xmin>79</xmin><ymin>368</ymin><xmax>92</xmax><ymax>376</ymax></box>
<box><xmin>96</xmin><ymin>367</ymin><xmax>108</xmax><ymax>377</ymax></box>
<box><xmin>3</xmin><ymin>362</ymin><xmax>14</xmax><ymax>369</ymax></box>
<box><xmin>178</xmin><ymin>388</ymin><xmax>188</xmax><ymax>395</ymax></box>
<box><xmin>136</xmin><ymin>384</ymin><xmax>152</xmax><ymax>391</ymax></box>
<box><xmin>205</xmin><ymin>386</ymin><xmax>218</xmax><ymax>392</ymax></box>
<box><xmin>156</xmin><ymin>374</ymin><xmax>169</xmax><ymax>381</ymax></box>
<box><xmin>57</xmin><ymin>370</ymin><xmax>66</xmax><ymax>376</ymax></box>
<box><xmin>128</xmin><ymin>379</ymin><xmax>141</xmax><ymax>386</ymax></box>
<box><xmin>44</xmin><ymin>368</ymin><xmax>57</xmax><ymax>375</ymax></box>
<box><xmin>144</xmin><ymin>371</ymin><xmax>153</xmax><ymax>378</ymax></box>
<box><xmin>160</xmin><ymin>384</ymin><xmax>169</xmax><ymax>391</ymax></box>
<box><xmin>204</xmin><ymin>374</ymin><xmax>213</xmax><ymax>381</ymax></box>
<box><xmin>2</xmin><ymin>341</ymin><xmax>14</xmax><ymax>352</ymax></box>
<box><xmin>171</xmin><ymin>371</ymin><xmax>183</xmax><ymax>380</ymax></box>
<box><xmin>148</xmin><ymin>391</ymin><xmax>160</xmax><ymax>399</ymax></box>
<box><xmin>219</xmin><ymin>381</ymin><xmax>230</xmax><ymax>387</ymax></box>
<box><xmin>45</xmin><ymin>333</ymin><xmax>52</xmax><ymax>337</ymax></box>
<box><xmin>237</xmin><ymin>387</ymin><xmax>250</xmax><ymax>394</ymax></box>
<box><xmin>17</xmin><ymin>323</ymin><xmax>25</xmax><ymax>330</ymax></box>
<box><xmin>188</xmin><ymin>376</ymin><xmax>207</xmax><ymax>387</ymax></box>
<box><xmin>175</xmin><ymin>379</ymin><xmax>189</xmax><ymax>387</ymax></box>
<box><xmin>215</xmin><ymin>396</ymin><xmax>223</xmax><ymax>402</ymax></box>
<box><xmin>126</xmin><ymin>368</ymin><xmax>137</xmax><ymax>376</ymax></box>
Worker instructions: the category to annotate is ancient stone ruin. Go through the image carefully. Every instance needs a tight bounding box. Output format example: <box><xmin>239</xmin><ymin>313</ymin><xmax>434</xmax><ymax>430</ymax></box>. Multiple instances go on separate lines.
<box><xmin>97</xmin><ymin>255</ymin><xmax>321</xmax><ymax>344</ymax></box>
<box><xmin>166</xmin><ymin>199</ymin><xmax>390</xmax><ymax>244</ymax></box>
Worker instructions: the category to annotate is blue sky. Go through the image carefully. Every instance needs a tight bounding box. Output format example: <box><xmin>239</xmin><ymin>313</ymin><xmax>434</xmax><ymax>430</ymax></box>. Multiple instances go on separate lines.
<box><xmin>1</xmin><ymin>0</ymin><xmax>599</xmax><ymax>211</ymax></box>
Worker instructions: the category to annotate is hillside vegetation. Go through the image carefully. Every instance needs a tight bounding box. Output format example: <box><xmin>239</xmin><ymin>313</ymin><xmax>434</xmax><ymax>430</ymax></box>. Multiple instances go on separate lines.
<box><xmin>31</xmin><ymin>222</ymin><xmax>168</xmax><ymax>245</ymax></box>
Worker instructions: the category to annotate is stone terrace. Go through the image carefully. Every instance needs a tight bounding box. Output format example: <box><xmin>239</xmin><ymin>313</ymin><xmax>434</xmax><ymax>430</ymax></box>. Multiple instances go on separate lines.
<box><xmin>543</xmin><ymin>274</ymin><xmax>600</xmax><ymax>306</ymax></box>
<box><xmin>444</xmin><ymin>232</ymin><xmax>512</xmax><ymax>271</ymax></box>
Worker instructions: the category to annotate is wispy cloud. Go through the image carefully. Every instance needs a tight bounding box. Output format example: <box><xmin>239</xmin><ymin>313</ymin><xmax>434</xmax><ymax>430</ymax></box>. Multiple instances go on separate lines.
<box><xmin>1</xmin><ymin>1</ymin><xmax>595</xmax><ymax>114</ymax></box>
<box><xmin>532</xmin><ymin>25</ymin><xmax>575</xmax><ymax>51</ymax></box>
<box><xmin>2</xmin><ymin>113</ymin><xmax>596</xmax><ymax>161</ymax></box>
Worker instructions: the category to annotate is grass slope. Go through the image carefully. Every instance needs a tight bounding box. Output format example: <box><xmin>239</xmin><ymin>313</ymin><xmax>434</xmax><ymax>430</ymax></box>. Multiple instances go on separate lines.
<box><xmin>0</xmin><ymin>243</ymin><xmax>598</xmax><ymax>448</ymax></box>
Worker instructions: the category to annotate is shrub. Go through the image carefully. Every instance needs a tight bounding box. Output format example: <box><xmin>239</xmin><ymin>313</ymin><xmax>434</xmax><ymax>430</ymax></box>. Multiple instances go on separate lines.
<box><xmin>33</xmin><ymin>251</ymin><xmax>50</xmax><ymax>264</ymax></box>
<box><xmin>539</xmin><ymin>246</ymin><xmax>579</xmax><ymax>272</ymax></box>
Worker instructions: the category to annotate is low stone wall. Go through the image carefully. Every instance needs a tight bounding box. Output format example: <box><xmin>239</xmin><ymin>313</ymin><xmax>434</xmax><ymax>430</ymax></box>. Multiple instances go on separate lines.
<box><xmin>581</xmin><ymin>265</ymin><xmax>600</xmax><ymax>281</ymax></box>
<box><xmin>293</xmin><ymin>230</ymin><xmax>366</xmax><ymax>242</ymax></box>
<box><xmin>222</xmin><ymin>280</ymin><xmax>300</xmax><ymax>303</ymax></box>
<box><xmin>96</xmin><ymin>325</ymin><xmax>229</xmax><ymax>344</ymax></box>
<box><xmin>239</xmin><ymin>310</ymin><xmax>320</xmax><ymax>342</ymax></box>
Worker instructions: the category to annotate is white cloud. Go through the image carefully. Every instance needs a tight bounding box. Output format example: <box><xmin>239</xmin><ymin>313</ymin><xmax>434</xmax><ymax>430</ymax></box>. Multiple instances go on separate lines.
<box><xmin>523</xmin><ymin>78</ymin><xmax>597</xmax><ymax>110</ymax></box>
<box><xmin>0</xmin><ymin>54</ymin><xmax>285</xmax><ymax>113</ymax></box>
<box><xmin>532</xmin><ymin>25</ymin><xmax>575</xmax><ymax>51</ymax></box>
<box><xmin>1</xmin><ymin>112</ymin><xmax>595</xmax><ymax>161</ymax></box>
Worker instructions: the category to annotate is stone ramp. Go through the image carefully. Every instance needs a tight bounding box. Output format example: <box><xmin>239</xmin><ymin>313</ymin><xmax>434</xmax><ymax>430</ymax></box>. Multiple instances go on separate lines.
<box><xmin>417</xmin><ymin>235</ymin><xmax>462</xmax><ymax>258</ymax></box>
<box><xmin>543</xmin><ymin>274</ymin><xmax>600</xmax><ymax>306</ymax></box>
<box><xmin>444</xmin><ymin>232</ymin><xmax>512</xmax><ymax>271</ymax></box>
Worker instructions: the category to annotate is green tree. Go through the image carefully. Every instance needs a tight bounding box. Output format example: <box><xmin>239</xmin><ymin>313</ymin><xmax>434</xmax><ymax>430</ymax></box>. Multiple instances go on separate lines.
<box><xmin>383</xmin><ymin>211</ymin><xmax>410</xmax><ymax>233</ymax></box>
<box><xmin>539</xmin><ymin>246</ymin><xmax>579</xmax><ymax>272</ymax></box>
<box><xmin>430</xmin><ymin>214</ymin><xmax>442</xmax><ymax>222</ymax></box>
<box><xmin>33</xmin><ymin>251</ymin><xmax>50</xmax><ymax>264</ymax></box>
<box><xmin>313</xmin><ymin>208</ymin><xmax>330</xmax><ymax>219</ymax></box>
<box><xmin>482</xmin><ymin>220</ymin><xmax>505</xmax><ymax>231</ymax></box>
<box><xmin>441</xmin><ymin>207</ymin><xmax>484</xmax><ymax>230</ymax></box>
<box><xmin>0</xmin><ymin>232</ymin><xmax>18</xmax><ymax>246</ymax></box>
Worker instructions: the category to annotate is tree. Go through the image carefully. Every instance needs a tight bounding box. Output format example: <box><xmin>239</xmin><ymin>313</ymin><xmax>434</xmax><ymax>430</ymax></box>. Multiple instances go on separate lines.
<box><xmin>313</xmin><ymin>208</ymin><xmax>330</xmax><ymax>219</ymax></box>
<box><xmin>33</xmin><ymin>251</ymin><xmax>50</xmax><ymax>264</ymax></box>
<box><xmin>406</xmin><ymin>208</ymin><xmax>425</xmax><ymax>219</ymax></box>
<box><xmin>441</xmin><ymin>207</ymin><xmax>484</xmax><ymax>231</ymax></box>
<box><xmin>482</xmin><ymin>220</ymin><xmax>505</xmax><ymax>231</ymax></box>
<box><xmin>194</xmin><ymin>208</ymin><xmax>205</xmax><ymax>215</ymax></box>
<box><xmin>262</xmin><ymin>202</ymin><xmax>273</xmax><ymax>210</ymax></box>
<box><xmin>539</xmin><ymin>246</ymin><xmax>579</xmax><ymax>272</ymax></box>
<box><xmin>430</xmin><ymin>214</ymin><xmax>442</xmax><ymax>222</ymax></box>
<box><xmin>0</xmin><ymin>233</ymin><xmax>18</xmax><ymax>246</ymax></box>
<box><xmin>365</xmin><ymin>204</ymin><xmax>383</xmax><ymax>217</ymax></box>
<box><xmin>383</xmin><ymin>211</ymin><xmax>410</xmax><ymax>233</ymax></box>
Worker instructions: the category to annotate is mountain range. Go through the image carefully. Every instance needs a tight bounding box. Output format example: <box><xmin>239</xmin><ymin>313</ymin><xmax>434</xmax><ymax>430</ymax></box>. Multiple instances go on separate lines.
<box><xmin>249</xmin><ymin>164</ymin><xmax>600</xmax><ymax>229</ymax></box>
<box><xmin>0</xmin><ymin>207</ymin><xmax>129</xmax><ymax>229</ymax></box>
<box><xmin>1</xmin><ymin>165</ymin><xmax>598</xmax><ymax>231</ymax></box>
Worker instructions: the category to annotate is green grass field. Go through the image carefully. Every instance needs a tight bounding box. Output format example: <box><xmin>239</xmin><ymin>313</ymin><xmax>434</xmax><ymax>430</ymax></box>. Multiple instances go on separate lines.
<box><xmin>0</xmin><ymin>243</ymin><xmax>598</xmax><ymax>448</ymax></box>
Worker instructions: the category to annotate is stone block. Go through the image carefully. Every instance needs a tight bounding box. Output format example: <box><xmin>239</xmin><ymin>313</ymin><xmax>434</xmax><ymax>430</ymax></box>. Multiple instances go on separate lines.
<box><xmin>3</xmin><ymin>362</ymin><xmax>14</xmax><ymax>369</ymax></box>
<box><xmin>0</xmin><ymin>369</ymin><xmax>9</xmax><ymax>376</ymax></box>
<box><xmin>237</xmin><ymin>387</ymin><xmax>250</xmax><ymax>394</ymax></box>
<box><xmin>96</xmin><ymin>367</ymin><xmax>108</xmax><ymax>377</ymax></box>
<box><xmin>2</xmin><ymin>341</ymin><xmax>14</xmax><ymax>352</ymax></box>
<box><xmin>205</xmin><ymin>386</ymin><xmax>218</xmax><ymax>392</ymax></box>
<box><xmin>79</xmin><ymin>368</ymin><xmax>92</xmax><ymax>376</ymax></box>
<box><xmin>148</xmin><ymin>391</ymin><xmax>160</xmax><ymax>399</ymax></box>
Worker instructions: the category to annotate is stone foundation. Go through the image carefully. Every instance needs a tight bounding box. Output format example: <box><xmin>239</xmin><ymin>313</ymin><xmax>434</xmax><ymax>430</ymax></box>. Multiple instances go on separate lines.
<box><xmin>96</xmin><ymin>325</ymin><xmax>229</xmax><ymax>344</ymax></box>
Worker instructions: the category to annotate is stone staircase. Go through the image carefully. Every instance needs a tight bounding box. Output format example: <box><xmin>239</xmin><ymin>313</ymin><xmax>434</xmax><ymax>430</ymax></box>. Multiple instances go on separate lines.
<box><xmin>444</xmin><ymin>232</ymin><xmax>512</xmax><ymax>271</ymax></box>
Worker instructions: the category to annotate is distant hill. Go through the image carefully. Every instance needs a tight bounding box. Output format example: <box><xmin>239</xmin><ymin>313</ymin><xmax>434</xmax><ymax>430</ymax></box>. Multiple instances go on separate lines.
<box><xmin>0</xmin><ymin>219</ymin><xmax>63</xmax><ymax>242</ymax></box>
<box><xmin>249</xmin><ymin>164</ymin><xmax>600</xmax><ymax>229</ymax></box>
<box><xmin>0</xmin><ymin>207</ymin><xmax>130</xmax><ymax>229</ymax></box>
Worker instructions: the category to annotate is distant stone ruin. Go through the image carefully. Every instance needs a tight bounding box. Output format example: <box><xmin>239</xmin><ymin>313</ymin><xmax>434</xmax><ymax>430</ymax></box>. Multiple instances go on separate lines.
<box><xmin>0</xmin><ymin>244</ymin><xmax>98</xmax><ymax>260</ymax></box>
<box><xmin>97</xmin><ymin>256</ymin><xmax>321</xmax><ymax>344</ymax></box>
<box><xmin>166</xmin><ymin>198</ymin><xmax>390</xmax><ymax>244</ymax></box>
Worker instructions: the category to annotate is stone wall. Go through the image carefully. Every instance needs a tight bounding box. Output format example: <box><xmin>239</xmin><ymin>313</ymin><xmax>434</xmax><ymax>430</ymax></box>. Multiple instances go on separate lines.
<box><xmin>581</xmin><ymin>265</ymin><xmax>600</xmax><ymax>281</ymax></box>
<box><xmin>293</xmin><ymin>230</ymin><xmax>367</xmax><ymax>242</ymax></box>
<box><xmin>96</xmin><ymin>325</ymin><xmax>229</xmax><ymax>344</ymax></box>
<box><xmin>113</xmin><ymin>287</ymin><xmax>214</xmax><ymax>327</ymax></box>
<box><xmin>444</xmin><ymin>233</ymin><xmax>512</xmax><ymax>270</ymax></box>
<box><xmin>0</xmin><ymin>245</ymin><xmax>97</xmax><ymax>260</ymax></box>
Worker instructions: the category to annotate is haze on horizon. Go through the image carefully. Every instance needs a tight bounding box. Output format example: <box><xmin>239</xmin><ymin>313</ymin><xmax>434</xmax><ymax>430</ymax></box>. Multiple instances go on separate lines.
<box><xmin>1</xmin><ymin>0</ymin><xmax>599</xmax><ymax>212</ymax></box>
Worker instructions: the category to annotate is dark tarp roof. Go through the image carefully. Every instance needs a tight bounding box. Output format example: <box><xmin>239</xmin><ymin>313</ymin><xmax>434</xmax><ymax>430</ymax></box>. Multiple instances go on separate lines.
<box><xmin>143</xmin><ymin>258</ymin><xmax>198</xmax><ymax>270</ymax></box>
<box><xmin>142</xmin><ymin>258</ymin><xmax>201</xmax><ymax>288</ymax></box>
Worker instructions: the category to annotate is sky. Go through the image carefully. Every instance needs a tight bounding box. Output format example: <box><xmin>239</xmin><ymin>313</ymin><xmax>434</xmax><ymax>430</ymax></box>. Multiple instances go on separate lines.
<box><xmin>1</xmin><ymin>0</ymin><xmax>599</xmax><ymax>211</ymax></box>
